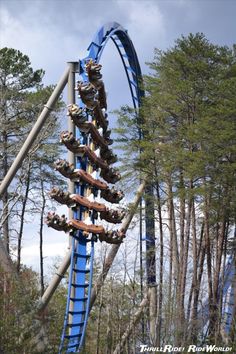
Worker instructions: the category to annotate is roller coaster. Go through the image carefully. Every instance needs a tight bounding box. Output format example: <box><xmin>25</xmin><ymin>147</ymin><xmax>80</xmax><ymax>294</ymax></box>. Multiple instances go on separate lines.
<box><xmin>0</xmin><ymin>22</ymin><xmax>235</xmax><ymax>353</ymax></box>
<box><xmin>48</xmin><ymin>23</ymin><xmax>143</xmax><ymax>353</ymax></box>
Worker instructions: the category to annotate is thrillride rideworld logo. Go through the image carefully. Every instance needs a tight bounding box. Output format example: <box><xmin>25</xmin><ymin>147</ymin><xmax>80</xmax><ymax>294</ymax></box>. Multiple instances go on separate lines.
<box><xmin>139</xmin><ymin>344</ymin><xmax>233</xmax><ymax>353</ymax></box>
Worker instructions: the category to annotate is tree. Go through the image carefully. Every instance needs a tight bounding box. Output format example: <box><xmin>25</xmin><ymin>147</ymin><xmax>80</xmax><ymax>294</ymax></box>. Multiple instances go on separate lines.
<box><xmin>115</xmin><ymin>33</ymin><xmax>236</xmax><ymax>346</ymax></box>
<box><xmin>0</xmin><ymin>261</ymin><xmax>68</xmax><ymax>354</ymax></box>
<box><xmin>0</xmin><ymin>48</ymin><xmax>65</xmax><ymax>276</ymax></box>
<box><xmin>0</xmin><ymin>48</ymin><xmax>43</xmax><ymax>252</ymax></box>
<box><xmin>0</xmin><ymin>48</ymin><xmax>67</xmax><ymax>352</ymax></box>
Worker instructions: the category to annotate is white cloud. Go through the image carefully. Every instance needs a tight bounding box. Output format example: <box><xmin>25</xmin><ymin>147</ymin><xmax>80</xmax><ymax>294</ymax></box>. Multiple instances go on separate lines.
<box><xmin>127</xmin><ymin>0</ymin><xmax>165</xmax><ymax>38</ymax></box>
<box><xmin>0</xmin><ymin>6</ymin><xmax>87</xmax><ymax>85</ymax></box>
<box><xmin>11</xmin><ymin>204</ymin><xmax>69</xmax><ymax>271</ymax></box>
<box><xmin>0</xmin><ymin>1</ymin><xmax>166</xmax><ymax>84</ymax></box>
<box><xmin>21</xmin><ymin>241</ymin><xmax>68</xmax><ymax>272</ymax></box>
<box><xmin>117</xmin><ymin>0</ymin><xmax>166</xmax><ymax>68</ymax></box>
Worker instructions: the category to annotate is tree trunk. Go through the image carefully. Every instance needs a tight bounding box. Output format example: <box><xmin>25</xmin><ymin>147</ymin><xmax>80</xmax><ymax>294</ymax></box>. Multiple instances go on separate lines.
<box><xmin>39</xmin><ymin>176</ymin><xmax>46</xmax><ymax>296</ymax></box>
<box><xmin>204</xmin><ymin>196</ymin><xmax>215</xmax><ymax>338</ymax></box>
<box><xmin>106</xmin><ymin>300</ymin><xmax>113</xmax><ymax>354</ymax></box>
<box><xmin>145</xmin><ymin>181</ymin><xmax>157</xmax><ymax>346</ymax></box>
<box><xmin>155</xmin><ymin>180</ymin><xmax>164</xmax><ymax>347</ymax></box>
<box><xmin>213</xmin><ymin>189</ymin><xmax>230</xmax><ymax>340</ymax></box>
<box><xmin>186</xmin><ymin>200</ymin><xmax>197</xmax><ymax>325</ymax></box>
<box><xmin>139</xmin><ymin>198</ymin><xmax>145</xmax><ymax>342</ymax></box>
<box><xmin>1</xmin><ymin>131</ymin><xmax>10</xmax><ymax>253</ymax></box>
<box><xmin>167</xmin><ymin>177</ymin><xmax>179</xmax><ymax>278</ymax></box>
<box><xmin>189</xmin><ymin>218</ymin><xmax>206</xmax><ymax>341</ymax></box>
<box><xmin>17</xmin><ymin>162</ymin><xmax>31</xmax><ymax>273</ymax></box>
<box><xmin>219</xmin><ymin>222</ymin><xmax>230</xmax><ymax>343</ymax></box>
<box><xmin>166</xmin><ymin>221</ymin><xmax>173</xmax><ymax>342</ymax></box>
<box><xmin>178</xmin><ymin>191</ymin><xmax>192</xmax><ymax>343</ymax></box>
<box><xmin>213</xmin><ymin>218</ymin><xmax>227</xmax><ymax>340</ymax></box>
<box><xmin>1</xmin><ymin>192</ymin><xmax>9</xmax><ymax>254</ymax></box>
<box><xmin>96</xmin><ymin>287</ymin><xmax>103</xmax><ymax>354</ymax></box>
<box><xmin>166</xmin><ymin>177</ymin><xmax>179</xmax><ymax>343</ymax></box>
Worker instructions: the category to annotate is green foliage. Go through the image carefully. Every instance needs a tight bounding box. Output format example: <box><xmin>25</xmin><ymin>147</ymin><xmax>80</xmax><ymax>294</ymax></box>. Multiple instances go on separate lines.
<box><xmin>0</xmin><ymin>266</ymin><xmax>40</xmax><ymax>353</ymax></box>
<box><xmin>0</xmin><ymin>264</ymin><xmax>67</xmax><ymax>354</ymax></box>
<box><xmin>0</xmin><ymin>47</ymin><xmax>44</xmax><ymax>147</ymax></box>
<box><xmin>0</xmin><ymin>47</ymin><xmax>44</xmax><ymax>90</ymax></box>
<box><xmin>116</xmin><ymin>33</ymin><xmax>236</xmax><ymax>209</ymax></box>
<box><xmin>115</xmin><ymin>33</ymin><xmax>236</xmax><ymax>345</ymax></box>
<box><xmin>0</xmin><ymin>48</ymin><xmax>67</xmax><ymax>351</ymax></box>
<box><xmin>0</xmin><ymin>47</ymin><xmax>66</xmax><ymax>254</ymax></box>
<box><xmin>0</xmin><ymin>47</ymin><xmax>65</xmax><ymax>174</ymax></box>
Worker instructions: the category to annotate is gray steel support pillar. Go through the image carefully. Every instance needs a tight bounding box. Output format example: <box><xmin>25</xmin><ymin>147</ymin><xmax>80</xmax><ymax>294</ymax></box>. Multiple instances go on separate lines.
<box><xmin>67</xmin><ymin>62</ymin><xmax>77</xmax><ymax>209</ymax></box>
<box><xmin>66</xmin><ymin>62</ymin><xmax>77</xmax><ymax>327</ymax></box>
<box><xmin>0</xmin><ymin>67</ymin><xmax>70</xmax><ymax>198</ymax></box>
<box><xmin>67</xmin><ymin>62</ymin><xmax>78</xmax><ymax>250</ymax></box>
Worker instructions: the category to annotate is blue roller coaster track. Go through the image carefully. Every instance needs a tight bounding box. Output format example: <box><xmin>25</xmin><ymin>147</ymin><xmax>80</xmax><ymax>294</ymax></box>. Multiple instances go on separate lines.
<box><xmin>58</xmin><ymin>22</ymin><xmax>143</xmax><ymax>353</ymax></box>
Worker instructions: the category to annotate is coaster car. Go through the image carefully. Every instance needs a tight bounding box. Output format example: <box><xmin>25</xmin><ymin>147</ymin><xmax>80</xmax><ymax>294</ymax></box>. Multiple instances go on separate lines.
<box><xmin>85</xmin><ymin>60</ymin><xmax>107</xmax><ymax>109</ymax></box>
<box><xmin>100</xmin><ymin>209</ymin><xmax>126</xmax><ymax>224</ymax></box>
<box><xmin>45</xmin><ymin>212</ymin><xmax>125</xmax><ymax>244</ymax></box>
<box><xmin>54</xmin><ymin>159</ymin><xmax>108</xmax><ymax>189</ymax></box>
<box><xmin>77</xmin><ymin>82</ymin><xmax>97</xmax><ymax>109</ymax></box>
<box><xmin>100</xmin><ymin>186</ymin><xmax>124</xmax><ymax>204</ymax></box>
<box><xmin>67</xmin><ymin>104</ymin><xmax>87</xmax><ymax>123</ymax></box>
<box><xmin>49</xmin><ymin>187</ymin><xmax>106</xmax><ymax>212</ymax></box>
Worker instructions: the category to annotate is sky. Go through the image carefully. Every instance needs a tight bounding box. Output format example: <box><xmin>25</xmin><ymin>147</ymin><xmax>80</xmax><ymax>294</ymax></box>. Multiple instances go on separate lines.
<box><xmin>0</xmin><ymin>0</ymin><xmax>236</xmax><ymax>272</ymax></box>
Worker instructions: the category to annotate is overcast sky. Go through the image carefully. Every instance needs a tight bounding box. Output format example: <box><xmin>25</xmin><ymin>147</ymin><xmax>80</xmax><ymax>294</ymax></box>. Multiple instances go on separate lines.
<box><xmin>1</xmin><ymin>0</ymin><xmax>235</xmax><ymax>272</ymax></box>
<box><xmin>1</xmin><ymin>0</ymin><xmax>235</xmax><ymax>84</ymax></box>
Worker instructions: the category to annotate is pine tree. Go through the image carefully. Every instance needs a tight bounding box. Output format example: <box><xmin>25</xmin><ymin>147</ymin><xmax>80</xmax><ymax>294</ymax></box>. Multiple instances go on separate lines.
<box><xmin>0</xmin><ymin>48</ymin><xmax>44</xmax><ymax>253</ymax></box>
<box><xmin>115</xmin><ymin>33</ymin><xmax>236</xmax><ymax>345</ymax></box>
<box><xmin>0</xmin><ymin>48</ymin><xmax>65</xmax><ymax>272</ymax></box>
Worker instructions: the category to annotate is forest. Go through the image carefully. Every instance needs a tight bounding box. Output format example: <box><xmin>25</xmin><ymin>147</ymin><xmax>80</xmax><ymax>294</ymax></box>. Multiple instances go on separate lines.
<box><xmin>0</xmin><ymin>33</ymin><xmax>235</xmax><ymax>353</ymax></box>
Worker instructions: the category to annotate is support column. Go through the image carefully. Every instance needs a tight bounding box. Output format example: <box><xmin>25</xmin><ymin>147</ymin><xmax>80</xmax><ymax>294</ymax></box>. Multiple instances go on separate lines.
<box><xmin>145</xmin><ymin>183</ymin><xmax>157</xmax><ymax>345</ymax></box>
<box><xmin>67</xmin><ymin>62</ymin><xmax>77</xmax><ymax>221</ymax></box>
<box><xmin>67</xmin><ymin>62</ymin><xmax>78</xmax><ymax>329</ymax></box>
